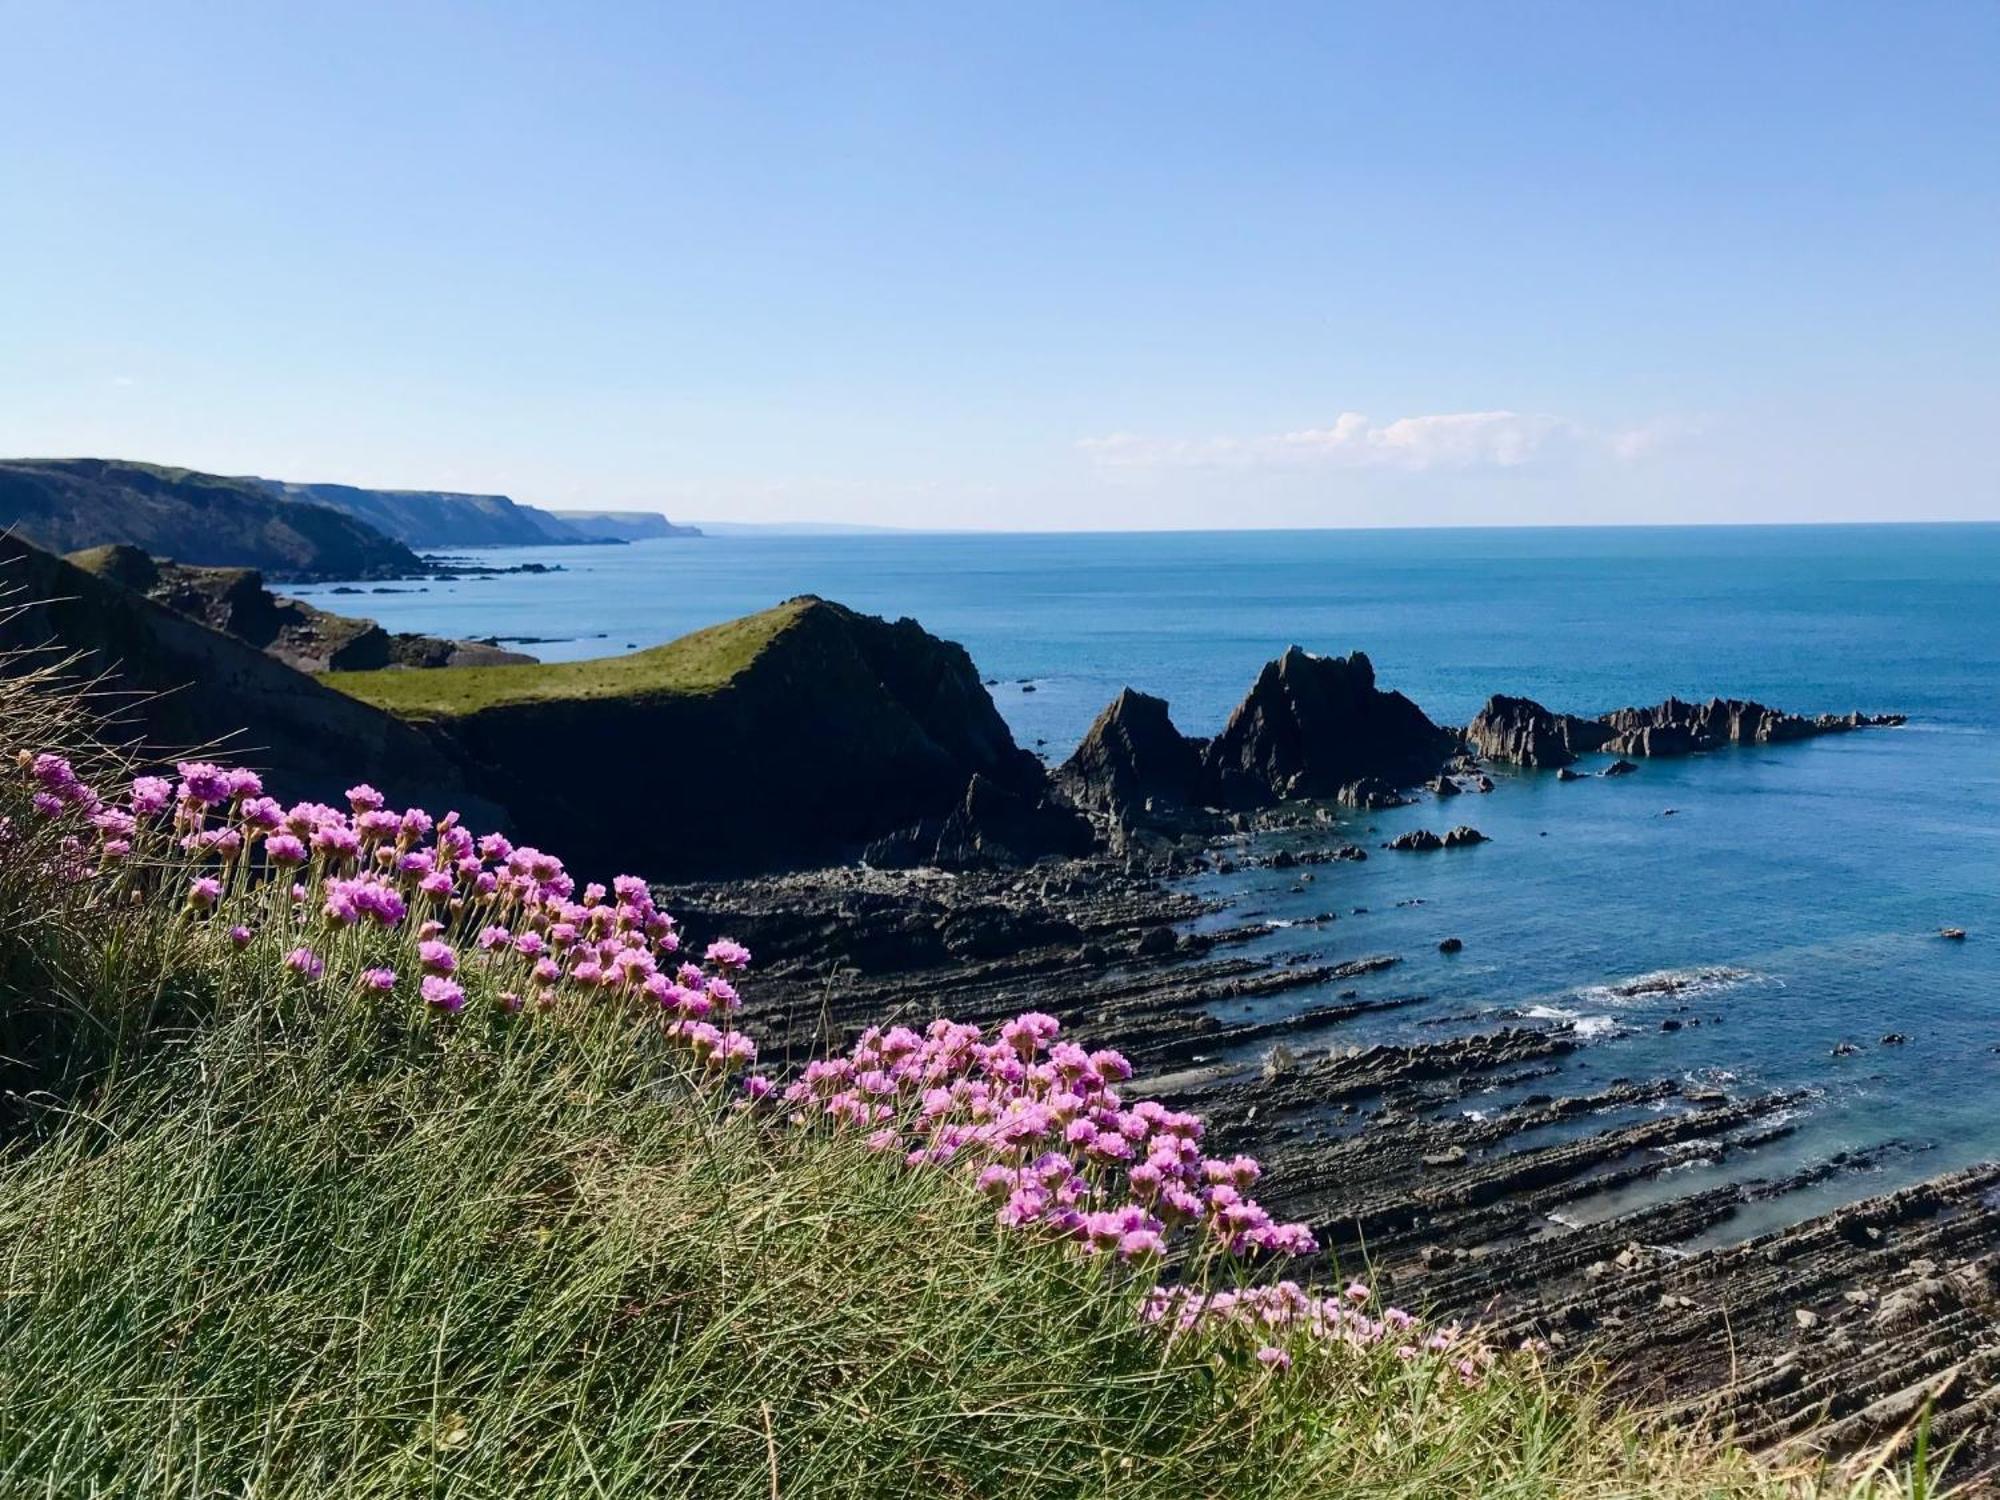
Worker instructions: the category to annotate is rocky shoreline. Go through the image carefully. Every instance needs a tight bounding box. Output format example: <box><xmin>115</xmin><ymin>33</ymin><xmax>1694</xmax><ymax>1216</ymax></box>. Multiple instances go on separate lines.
<box><xmin>676</xmin><ymin>843</ymin><xmax>1996</xmax><ymax>1477</ymax></box>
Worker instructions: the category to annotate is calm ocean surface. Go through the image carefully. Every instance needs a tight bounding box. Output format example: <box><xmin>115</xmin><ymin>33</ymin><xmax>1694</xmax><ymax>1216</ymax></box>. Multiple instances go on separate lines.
<box><xmin>300</xmin><ymin>525</ymin><xmax>2000</xmax><ymax>1239</ymax></box>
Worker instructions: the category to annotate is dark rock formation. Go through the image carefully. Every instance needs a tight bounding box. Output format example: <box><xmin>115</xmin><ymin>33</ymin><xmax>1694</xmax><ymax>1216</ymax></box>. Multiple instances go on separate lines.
<box><xmin>1465</xmin><ymin>694</ymin><xmax>1608</xmax><ymax>768</ymax></box>
<box><xmin>1427</xmin><ymin>773</ymin><xmax>1461</xmax><ymax>797</ymax></box>
<box><xmin>416</xmin><ymin>596</ymin><xmax>1053</xmax><ymax>879</ymax></box>
<box><xmin>931</xmin><ymin>773</ymin><xmax>1094</xmax><ymax>870</ymax></box>
<box><xmin>1601</xmin><ymin>759</ymin><xmax>1638</xmax><ymax>777</ymax></box>
<box><xmin>1469</xmin><ymin>692</ymin><xmax>1903</xmax><ymax>769</ymax></box>
<box><xmin>0</xmin><ymin>534</ymin><xmax>501</xmax><ymax>822</ymax></box>
<box><xmin>1386</xmin><ymin>826</ymin><xmax>1486</xmax><ymax>852</ymax></box>
<box><xmin>1201</xmin><ymin>649</ymin><xmax>1454</xmax><ymax>808</ymax></box>
<box><xmin>1057</xmin><ymin>688</ymin><xmax>1204</xmax><ymax>820</ymax></box>
<box><xmin>66</xmin><ymin>545</ymin><xmax>533</xmax><ymax>674</ymax></box>
<box><xmin>1598</xmin><ymin>696</ymin><xmax>1904</xmax><ymax>757</ymax></box>
<box><xmin>1438</xmin><ymin>936</ymin><xmax>1464</xmax><ymax>954</ymax></box>
<box><xmin>0</xmin><ymin>458</ymin><xmax>422</xmax><ymax>579</ymax></box>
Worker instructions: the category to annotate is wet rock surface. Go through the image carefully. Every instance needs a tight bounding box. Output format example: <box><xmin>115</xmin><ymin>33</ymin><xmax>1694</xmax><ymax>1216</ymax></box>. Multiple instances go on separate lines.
<box><xmin>681</xmin><ymin>852</ymin><xmax>2000</xmax><ymax>1477</ymax></box>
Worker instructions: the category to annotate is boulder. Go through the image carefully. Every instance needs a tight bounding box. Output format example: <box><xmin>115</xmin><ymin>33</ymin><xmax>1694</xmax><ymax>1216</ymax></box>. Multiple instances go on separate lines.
<box><xmin>1201</xmin><ymin>648</ymin><xmax>1453</xmax><ymax>807</ymax></box>
<box><xmin>1427</xmin><ymin>774</ymin><xmax>1462</xmax><ymax>797</ymax></box>
<box><xmin>1601</xmin><ymin>759</ymin><xmax>1639</xmax><ymax>777</ymax></box>
<box><xmin>1442</xmin><ymin>825</ymin><xmax>1489</xmax><ymax>848</ymax></box>
<box><xmin>1385</xmin><ymin>829</ymin><xmax>1444</xmax><ymax>852</ymax></box>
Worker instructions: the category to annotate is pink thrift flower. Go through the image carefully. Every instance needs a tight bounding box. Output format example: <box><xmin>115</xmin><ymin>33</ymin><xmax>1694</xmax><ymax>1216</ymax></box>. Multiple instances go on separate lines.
<box><xmin>283</xmin><ymin>946</ymin><xmax>324</xmax><ymax>980</ymax></box>
<box><xmin>418</xmin><ymin>940</ymin><xmax>457</xmax><ymax>977</ymax></box>
<box><xmin>704</xmin><ymin>938</ymin><xmax>751</xmax><ymax>971</ymax></box>
<box><xmin>421</xmin><ymin>975</ymin><xmax>465</xmax><ymax>1013</ymax></box>
<box><xmin>188</xmin><ymin>876</ymin><xmax>223</xmax><ymax>910</ymax></box>
<box><xmin>265</xmin><ymin>833</ymin><xmax>308</xmax><ymax>866</ymax></box>
<box><xmin>129</xmin><ymin>775</ymin><xmax>172</xmax><ymax>816</ymax></box>
<box><xmin>1255</xmin><ymin>1346</ymin><xmax>1292</xmax><ymax>1371</ymax></box>
<box><xmin>346</xmin><ymin>783</ymin><xmax>385</xmax><ymax>812</ymax></box>
<box><xmin>361</xmin><ymin>967</ymin><xmax>397</xmax><ymax>992</ymax></box>
<box><xmin>228</xmin><ymin>924</ymin><xmax>253</xmax><ymax>950</ymax></box>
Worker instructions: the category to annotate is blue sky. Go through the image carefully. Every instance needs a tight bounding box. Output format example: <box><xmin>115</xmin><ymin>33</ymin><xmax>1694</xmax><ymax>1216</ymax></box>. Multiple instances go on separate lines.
<box><xmin>4</xmin><ymin>2</ymin><xmax>1997</xmax><ymax>528</ymax></box>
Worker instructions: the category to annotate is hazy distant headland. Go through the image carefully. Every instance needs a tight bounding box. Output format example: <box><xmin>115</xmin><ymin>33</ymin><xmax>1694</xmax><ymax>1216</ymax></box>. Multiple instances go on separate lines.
<box><xmin>0</xmin><ymin>457</ymin><xmax>698</xmax><ymax>578</ymax></box>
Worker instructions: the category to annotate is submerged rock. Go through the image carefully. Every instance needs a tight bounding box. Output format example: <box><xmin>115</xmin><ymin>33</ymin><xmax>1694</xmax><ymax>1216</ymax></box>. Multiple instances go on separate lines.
<box><xmin>1601</xmin><ymin>759</ymin><xmax>1639</xmax><ymax>777</ymax></box>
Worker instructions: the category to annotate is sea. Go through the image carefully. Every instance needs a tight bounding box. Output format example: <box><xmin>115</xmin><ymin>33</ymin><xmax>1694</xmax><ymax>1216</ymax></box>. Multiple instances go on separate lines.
<box><xmin>294</xmin><ymin>524</ymin><xmax>2000</xmax><ymax>1242</ymax></box>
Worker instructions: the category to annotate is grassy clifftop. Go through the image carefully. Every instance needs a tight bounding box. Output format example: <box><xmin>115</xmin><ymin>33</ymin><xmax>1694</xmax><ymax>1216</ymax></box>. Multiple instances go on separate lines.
<box><xmin>330</xmin><ymin>598</ymin><xmax>811</xmax><ymax>717</ymax></box>
<box><xmin>333</xmin><ymin>596</ymin><xmax>1045</xmax><ymax>877</ymax></box>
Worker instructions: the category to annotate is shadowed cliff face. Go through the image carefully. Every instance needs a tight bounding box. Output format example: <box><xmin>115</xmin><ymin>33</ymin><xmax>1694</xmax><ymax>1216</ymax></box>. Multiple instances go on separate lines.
<box><xmin>414</xmin><ymin>597</ymin><xmax>1050</xmax><ymax>879</ymax></box>
<box><xmin>1200</xmin><ymin>647</ymin><xmax>1456</xmax><ymax>807</ymax></box>
<box><xmin>0</xmin><ymin>535</ymin><xmax>504</xmax><ymax>823</ymax></box>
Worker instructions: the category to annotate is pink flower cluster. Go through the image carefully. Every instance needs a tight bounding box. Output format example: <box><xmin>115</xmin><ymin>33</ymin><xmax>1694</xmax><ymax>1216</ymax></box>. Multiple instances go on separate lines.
<box><xmin>1141</xmin><ymin>1281</ymin><xmax>1492</xmax><ymax>1383</ymax></box>
<box><xmin>17</xmin><ymin>754</ymin><xmax>758</xmax><ymax>1073</ymax></box>
<box><xmin>767</xmin><ymin>1010</ymin><xmax>1318</xmax><ymax>1264</ymax></box>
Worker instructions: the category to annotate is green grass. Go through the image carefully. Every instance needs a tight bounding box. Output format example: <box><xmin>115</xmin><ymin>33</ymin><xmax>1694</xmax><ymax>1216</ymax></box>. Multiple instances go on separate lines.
<box><xmin>325</xmin><ymin>597</ymin><xmax>812</xmax><ymax>718</ymax></box>
<box><xmin>0</xmin><ymin>662</ymin><xmax>1944</xmax><ymax>1498</ymax></box>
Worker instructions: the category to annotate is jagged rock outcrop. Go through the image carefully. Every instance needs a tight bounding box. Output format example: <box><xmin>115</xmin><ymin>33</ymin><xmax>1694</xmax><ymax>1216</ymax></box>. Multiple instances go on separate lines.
<box><xmin>0</xmin><ymin>534</ymin><xmax>502</xmax><ymax>822</ymax></box>
<box><xmin>1468</xmin><ymin>691</ymin><xmax>1903</xmax><ymax>768</ymax></box>
<box><xmin>1598</xmin><ymin>696</ymin><xmax>1904</xmax><ymax>756</ymax></box>
<box><xmin>1057</xmin><ymin>688</ymin><xmax>1205</xmax><ymax>820</ymax></box>
<box><xmin>1465</xmin><ymin>694</ymin><xmax>1608</xmax><ymax>768</ymax></box>
<box><xmin>1201</xmin><ymin>648</ymin><xmax>1454</xmax><ymax>808</ymax></box>
<box><xmin>66</xmin><ymin>545</ymin><xmax>533</xmax><ymax>673</ymax></box>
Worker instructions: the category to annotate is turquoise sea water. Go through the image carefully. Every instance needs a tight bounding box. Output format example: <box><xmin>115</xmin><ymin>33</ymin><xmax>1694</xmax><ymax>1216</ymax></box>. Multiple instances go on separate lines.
<box><xmin>300</xmin><ymin>525</ymin><xmax>2000</xmax><ymax>1237</ymax></box>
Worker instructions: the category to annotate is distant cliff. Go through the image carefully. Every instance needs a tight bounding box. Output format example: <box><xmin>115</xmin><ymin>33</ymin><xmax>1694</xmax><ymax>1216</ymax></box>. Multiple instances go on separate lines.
<box><xmin>0</xmin><ymin>459</ymin><xmax>423</xmax><ymax>579</ymax></box>
<box><xmin>254</xmin><ymin>480</ymin><xmax>663</xmax><ymax>548</ymax></box>
<box><xmin>548</xmin><ymin>510</ymin><xmax>701</xmax><ymax>541</ymax></box>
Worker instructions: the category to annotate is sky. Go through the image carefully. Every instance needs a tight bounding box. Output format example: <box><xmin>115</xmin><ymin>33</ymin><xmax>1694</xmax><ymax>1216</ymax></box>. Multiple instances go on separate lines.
<box><xmin>4</xmin><ymin>2</ymin><xmax>1999</xmax><ymax>530</ymax></box>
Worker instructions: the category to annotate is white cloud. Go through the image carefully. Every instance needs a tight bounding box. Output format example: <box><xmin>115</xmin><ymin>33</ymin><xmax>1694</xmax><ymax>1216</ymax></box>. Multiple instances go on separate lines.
<box><xmin>1079</xmin><ymin>410</ymin><xmax>1679</xmax><ymax>472</ymax></box>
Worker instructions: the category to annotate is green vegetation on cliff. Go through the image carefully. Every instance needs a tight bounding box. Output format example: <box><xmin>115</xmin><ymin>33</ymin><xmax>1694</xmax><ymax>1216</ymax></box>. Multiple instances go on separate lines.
<box><xmin>327</xmin><ymin>596</ymin><xmax>1046</xmax><ymax>876</ymax></box>
<box><xmin>329</xmin><ymin>598</ymin><xmax>809</xmax><ymax>717</ymax></box>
